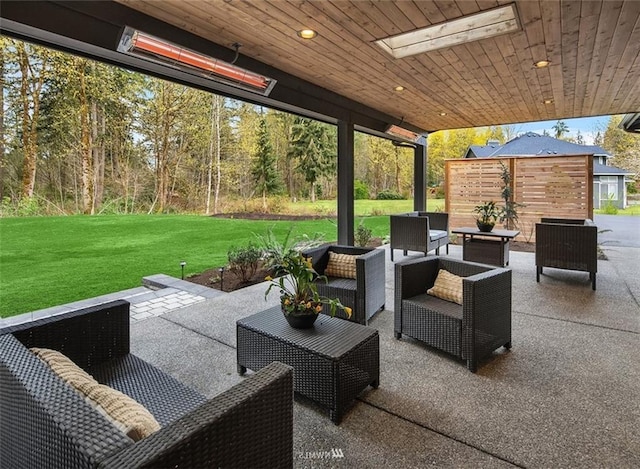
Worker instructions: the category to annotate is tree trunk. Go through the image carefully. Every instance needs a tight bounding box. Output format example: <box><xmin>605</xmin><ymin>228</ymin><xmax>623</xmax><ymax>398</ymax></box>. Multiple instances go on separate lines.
<box><xmin>92</xmin><ymin>99</ymin><xmax>105</xmax><ymax>212</ymax></box>
<box><xmin>78</xmin><ymin>59</ymin><xmax>94</xmax><ymax>214</ymax></box>
<box><xmin>310</xmin><ymin>181</ymin><xmax>316</xmax><ymax>202</ymax></box>
<box><xmin>0</xmin><ymin>43</ymin><xmax>5</xmax><ymax>200</ymax></box>
<box><xmin>395</xmin><ymin>147</ymin><xmax>401</xmax><ymax>194</ymax></box>
<box><xmin>214</xmin><ymin>95</ymin><xmax>222</xmax><ymax>214</ymax></box>
<box><xmin>17</xmin><ymin>44</ymin><xmax>39</xmax><ymax>199</ymax></box>
<box><xmin>206</xmin><ymin>94</ymin><xmax>218</xmax><ymax>214</ymax></box>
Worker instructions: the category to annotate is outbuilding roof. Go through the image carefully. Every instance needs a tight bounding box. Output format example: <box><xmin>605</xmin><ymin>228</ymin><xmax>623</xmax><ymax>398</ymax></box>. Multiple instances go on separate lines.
<box><xmin>465</xmin><ymin>132</ymin><xmax>611</xmax><ymax>158</ymax></box>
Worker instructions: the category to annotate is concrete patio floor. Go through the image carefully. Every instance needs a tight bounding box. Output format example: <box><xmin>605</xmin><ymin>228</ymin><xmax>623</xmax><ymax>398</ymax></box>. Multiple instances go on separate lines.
<box><xmin>129</xmin><ymin>243</ymin><xmax>639</xmax><ymax>468</ymax></box>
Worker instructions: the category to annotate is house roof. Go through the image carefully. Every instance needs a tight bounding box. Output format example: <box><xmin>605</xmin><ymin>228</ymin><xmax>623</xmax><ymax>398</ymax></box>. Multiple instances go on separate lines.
<box><xmin>465</xmin><ymin>132</ymin><xmax>612</xmax><ymax>158</ymax></box>
<box><xmin>593</xmin><ymin>162</ymin><xmax>634</xmax><ymax>176</ymax></box>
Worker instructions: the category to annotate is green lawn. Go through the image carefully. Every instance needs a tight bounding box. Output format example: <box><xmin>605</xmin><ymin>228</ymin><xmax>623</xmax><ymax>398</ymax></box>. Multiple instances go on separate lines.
<box><xmin>285</xmin><ymin>198</ymin><xmax>445</xmax><ymax>216</ymax></box>
<box><xmin>0</xmin><ymin>214</ymin><xmax>392</xmax><ymax>318</ymax></box>
<box><xmin>594</xmin><ymin>204</ymin><xmax>640</xmax><ymax>216</ymax></box>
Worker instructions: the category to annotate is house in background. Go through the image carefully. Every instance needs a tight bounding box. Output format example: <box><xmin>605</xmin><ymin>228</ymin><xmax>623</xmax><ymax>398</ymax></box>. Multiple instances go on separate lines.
<box><xmin>464</xmin><ymin>132</ymin><xmax>634</xmax><ymax>209</ymax></box>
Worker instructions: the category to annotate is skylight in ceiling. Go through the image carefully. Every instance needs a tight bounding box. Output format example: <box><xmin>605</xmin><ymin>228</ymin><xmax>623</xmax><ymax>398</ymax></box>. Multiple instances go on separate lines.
<box><xmin>375</xmin><ymin>4</ymin><xmax>520</xmax><ymax>59</ymax></box>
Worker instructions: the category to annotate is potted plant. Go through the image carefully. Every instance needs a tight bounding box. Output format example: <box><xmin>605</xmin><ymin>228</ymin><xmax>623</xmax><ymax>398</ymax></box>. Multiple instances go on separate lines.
<box><xmin>473</xmin><ymin>201</ymin><xmax>499</xmax><ymax>232</ymax></box>
<box><xmin>264</xmin><ymin>249</ymin><xmax>351</xmax><ymax>329</ymax></box>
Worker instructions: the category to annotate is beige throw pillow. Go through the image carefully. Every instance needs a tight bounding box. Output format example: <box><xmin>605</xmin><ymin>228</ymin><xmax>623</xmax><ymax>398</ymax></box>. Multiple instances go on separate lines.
<box><xmin>324</xmin><ymin>251</ymin><xmax>357</xmax><ymax>279</ymax></box>
<box><xmin>31</xmin><ymin>347</ymin><xmax>160</xmax><ymax>441</ymax></box>
<box><xmin>427</xmin><ymin>269</ymin><xmax>464</xmax><ymax>305</ymax></box>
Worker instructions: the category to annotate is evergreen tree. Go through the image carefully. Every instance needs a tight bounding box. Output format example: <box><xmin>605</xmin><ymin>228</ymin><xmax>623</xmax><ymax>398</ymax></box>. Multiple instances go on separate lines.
<box><xmin>553</xmin><ymin>120</ymin><xmax>569</xmax><ymax>139</ymax></box>
<box><xmin>287</xmin><ymin>117</ymin><xmax>335</xmax><ymax>202</ymax></box>
<box><xmin>251</xmin><ymin>117</ymin><xmax>281</xmax><ymax>210</ymax></box>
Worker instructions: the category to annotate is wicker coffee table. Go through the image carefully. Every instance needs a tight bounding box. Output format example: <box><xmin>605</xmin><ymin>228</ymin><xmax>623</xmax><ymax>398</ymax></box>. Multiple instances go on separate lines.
<box><xmin>237</xmin><ymin>306</ymin><xmax>379</xmax><ymax>424</ymax></box>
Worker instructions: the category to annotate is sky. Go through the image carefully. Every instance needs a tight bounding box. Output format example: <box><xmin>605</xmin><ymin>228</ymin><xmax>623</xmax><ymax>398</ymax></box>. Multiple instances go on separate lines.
<box><xmin>511</xmin><ymin>116</ymin><xmax>612</xmax><ymax>145</ymax></box>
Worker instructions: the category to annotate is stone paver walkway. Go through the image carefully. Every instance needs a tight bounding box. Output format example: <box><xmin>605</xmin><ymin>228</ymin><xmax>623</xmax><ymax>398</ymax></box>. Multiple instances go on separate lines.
<box><xmin>1</xmin><ymin>274</ymin><xmax>224</xmax><ymax>329</ymax></box>
<box><xmin>129</xmin><ymin>289</ymin><xmax>207</xmax><ymax>322</ymax></box>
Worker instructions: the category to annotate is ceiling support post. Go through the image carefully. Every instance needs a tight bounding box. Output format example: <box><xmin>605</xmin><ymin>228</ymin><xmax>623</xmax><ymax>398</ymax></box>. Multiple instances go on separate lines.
<box><xmin>414</xmin><ymin>142</ymin><xmax>427</xmax><ymax>211</ymax></box>
<box><xmin>337</xmin><ymin>120</ymin><xmax>355</xmax><ymax>246</ymax></box>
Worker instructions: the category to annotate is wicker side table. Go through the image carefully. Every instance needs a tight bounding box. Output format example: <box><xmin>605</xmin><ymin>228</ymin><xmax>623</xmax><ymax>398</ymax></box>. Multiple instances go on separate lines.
<box><xmin>452</xmin><ymin>227</ymin><xmax>520</xmax><ymax>267</ymax></box>
<box><xmin>237</xmin><ymin>306</ymin><xmax>379</xmax><ymax>424</ymax></box>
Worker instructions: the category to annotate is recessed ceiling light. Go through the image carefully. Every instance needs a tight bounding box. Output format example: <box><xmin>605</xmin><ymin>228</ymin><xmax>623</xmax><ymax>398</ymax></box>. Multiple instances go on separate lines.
<box><xmin>543</xmin><ymin>99</ymin><xmax>554</xmax><ymax>104</ymax></box>
<box><xmin>375</xmin><ymin>4</ymin><xmax>520</xmax><ymax>58</ymax></box>
<box><xmin>297</xmin><ymin>29</ymin><xmax>318</xmax><ymax>39</ymax></box>
<box><xmin>394</xmin><ymin>85</ymin><xmax>405</xmax><ymax>91</ymax></box>
<box><xmin>440</xmin><ymin>112</ymin><xmax>447</xmax><ymax>116</ymax></box>
<box><xmin>534</xmin><ymin>60</ymin><xmax>551</xmax><ymax>68</ymax></box>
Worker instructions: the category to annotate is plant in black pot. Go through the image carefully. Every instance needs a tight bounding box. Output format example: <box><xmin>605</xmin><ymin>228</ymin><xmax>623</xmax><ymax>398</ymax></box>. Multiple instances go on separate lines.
<box><xmin>473</xmin><ymin>201</ymin><xmax>499</xmax><ymax>232</ymax></box>
<box><xmin>264</xmin><ymin>249</ymin><xmax>351</xmax><ymax>329</ymax></box>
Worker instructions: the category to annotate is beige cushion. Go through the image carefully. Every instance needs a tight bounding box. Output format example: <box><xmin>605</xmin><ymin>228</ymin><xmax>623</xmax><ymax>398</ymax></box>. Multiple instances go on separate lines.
<box><xmin>31</xmin><ymin>348</ymin><xmax>160</xmax><ymax>441</ymax></box>
<box><xmin>324</xmin><ymin>251</ymin><xmax>357</xmax><ymax>279</ymax></box>
<box><xmin>427</xmin><ymin>269</ymin><xmax>463</xmax><ymax>305</ymax></box>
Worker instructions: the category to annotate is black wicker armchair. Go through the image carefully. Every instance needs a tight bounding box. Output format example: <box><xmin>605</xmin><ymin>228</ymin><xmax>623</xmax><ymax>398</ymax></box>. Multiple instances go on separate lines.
<box><xmin>0</xmin><ymin>300</ymin><xmax>294</xmax><ymax>469</ymax></box>
<box><xmin>390</xmin><ymin>212</ymin><xmax>449</xmax><ymax>261</ymax></box>
<box><xmin>536</xmin><ymin>218</ymin><xmax>598</xmax><ymax>290</ymax></box>
<box><xmin>394</xmin><ymin>256</ymin><xmax>512</xmax><ymax>372</ymax></box>
<box><xmin>302</xmin><ymin>245</ymin><xmax>386</xmax><ymax>325</ymax></box>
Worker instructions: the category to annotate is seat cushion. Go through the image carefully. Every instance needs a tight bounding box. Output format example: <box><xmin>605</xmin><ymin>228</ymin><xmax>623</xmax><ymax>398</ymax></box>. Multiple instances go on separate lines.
<box><xmin>429</xmin><ymin>230</ymin><xmax>448</xmax><ymax>241</ymax></box>
<box><xmin>427</xmin><ymin>269</ymin><xmax>463</xmax><ymax>305</ymax></box>
<box><xmin>325</xmin><ymin>251</ymin><xmax>357</xmax><ymax>279</ymax></box>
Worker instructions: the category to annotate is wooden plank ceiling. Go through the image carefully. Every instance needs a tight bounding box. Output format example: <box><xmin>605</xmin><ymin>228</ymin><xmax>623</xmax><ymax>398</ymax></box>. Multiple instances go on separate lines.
<box><xmin>119</xmin><ymin>0</ymin><xmax>640</xmax><ymax>130</ymax></box>
<box><xmin>116</xmin><ymin>0</ymin><xmax>639</xmax><ymax>133</ymax></box>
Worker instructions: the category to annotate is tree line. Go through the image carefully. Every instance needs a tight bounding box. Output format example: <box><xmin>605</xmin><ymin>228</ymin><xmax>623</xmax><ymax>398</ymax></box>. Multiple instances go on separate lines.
<box><xmin>1</xmin><ymin>38</ymin><xmax>637</xmax><ymax>217</ymax></box>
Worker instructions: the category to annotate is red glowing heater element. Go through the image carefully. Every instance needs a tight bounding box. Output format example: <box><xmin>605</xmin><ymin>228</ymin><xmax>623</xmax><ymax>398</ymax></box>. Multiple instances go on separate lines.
<box><xmin>385</xmin><ymin>124</ymin><xmax>421</xmax><ymax>142</ymax></box>
<box><xmin>117</xmin><ymin>27</ymin><xmax>276</xmax><ymax>96</ymax></box>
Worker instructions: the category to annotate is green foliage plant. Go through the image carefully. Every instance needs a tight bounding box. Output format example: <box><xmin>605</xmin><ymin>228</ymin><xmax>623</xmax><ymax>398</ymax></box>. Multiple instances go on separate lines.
<box><xmin>499</xmin><ymin>161</ymin><xmax>522</xmax><ymax>229</ymax></box>
<box><xmin>1</xmin><ymin>196</ymin><xmax>42</xmax><ymax>217</ymax></box>
<box><xmin>227</xmin><ymin>243</ymin><xmax>262</xmax><ymax>283</ymax></box>
<box><xmin>376</xmin><ymin>190</ymin><xmax>404</xmax><ymax>200</ymax></box>
<box><xmin>354</xmin><ymin>219</ymin><xmax>373</xmax><ymax>247</ymax></box>
<box><xmin>354</xmin><ymin>179</ymin><xmax>370</xmax><ymax>199</ymax></box>
<box><xmin>473</xmin><ymin>201</ymin><xmax>499</xmax><ymax>225</ymax></box>
<box><xmin>255</xmin><ymin>226</ymin><xmax>325</xmax><ymax>272</ymax></box>
<box><xmin>601</xmin><ymin>194</ymin><xmax>618</xmax><ymax>215</ymax></box>
<box><xmin>264</xmin><ymin>249</ymin><xmax>351</xmax><ymax>319</ymax></box>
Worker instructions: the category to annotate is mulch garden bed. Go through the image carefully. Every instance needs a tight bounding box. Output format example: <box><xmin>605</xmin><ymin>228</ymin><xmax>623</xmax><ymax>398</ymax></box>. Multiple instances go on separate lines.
<box><xmin>186</xmin><ymin>262</ymin><xmax>274</xmax><ymax>293</ymax></box>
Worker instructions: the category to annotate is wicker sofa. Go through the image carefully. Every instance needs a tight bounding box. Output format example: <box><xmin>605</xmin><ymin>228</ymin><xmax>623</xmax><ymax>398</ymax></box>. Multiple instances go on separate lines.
<box><xmin>390</xmin><ymin>212</ymin><xmax>449</xmax><ymax>261</ymax></box>
<box><xmin>394</xmin><ymin>256</ymin><xmax>512</xmax><ymax>372</ymax></box>
<box><xmin>535</xmin><ymin>218</ymin><xmax>598</xmax><ymax>290</ymax></box>
<box><xmin>0</xmin><ymin>300</ymin><xmax>294</xmax><ymax>469</ymax></box>
<box><xmin>302</xmin><ymin>244</ymin><xmax>386</xmax><ymax>325</ymax></box>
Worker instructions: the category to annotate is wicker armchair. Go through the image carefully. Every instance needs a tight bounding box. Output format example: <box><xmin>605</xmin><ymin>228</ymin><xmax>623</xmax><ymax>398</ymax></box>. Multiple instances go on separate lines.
<box><xmin>302</xmin><ymin>245</ymin><xmax>386</xmax><ymax>325</ymax></box>
<box><xmin>394</xmin><ymin>257</ymin><xmax>512</xmax><ymax>372</ymax></box>
<box><xmin>536</xmin><ymin>218</ymin><xmax>598</xmax><ymax>290</ymax></box>
<box><xmin>0</xmin><ymin>300</ymin><xmax>294</xmax><ymax>469</ymax></box>
<box><xmin>390</xmin><ymin>212</ymin><xmax>449</xmax><ymax>261</ymax></box>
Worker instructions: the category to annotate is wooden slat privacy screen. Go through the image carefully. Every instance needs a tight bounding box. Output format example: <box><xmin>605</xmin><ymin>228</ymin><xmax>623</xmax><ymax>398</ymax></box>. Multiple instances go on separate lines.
<box><xmin>445</xmin><ymin>156</ymin><xmax>593</xmax><ymax>243</ymax></box>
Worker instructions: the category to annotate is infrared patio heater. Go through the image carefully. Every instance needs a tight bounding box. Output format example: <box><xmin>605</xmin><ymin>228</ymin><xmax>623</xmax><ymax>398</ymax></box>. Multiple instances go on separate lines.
<box><xmin>117</xmin><ymin>26</ymin><xmax>277</xmax><ymax>96</ymax></box>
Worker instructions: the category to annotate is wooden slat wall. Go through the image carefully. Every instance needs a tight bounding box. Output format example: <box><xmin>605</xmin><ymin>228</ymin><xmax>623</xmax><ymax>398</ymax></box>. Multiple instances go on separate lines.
<box><xmin>445</xmin><ymin>156</ymin><xmax>593</xmax><ymax>243</ymax></box>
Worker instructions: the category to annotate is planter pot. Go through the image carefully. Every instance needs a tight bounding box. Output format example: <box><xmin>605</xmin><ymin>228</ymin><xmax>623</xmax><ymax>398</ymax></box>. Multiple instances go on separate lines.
<box><xmin>476</xmin><ymin>221</ymin><xmax>495</xmax><ymax>232</ymax></box>
<box><xmin>283</xmin><ymin>311</ymin><xmax>318</xmax><ymax>329</ymax></box>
